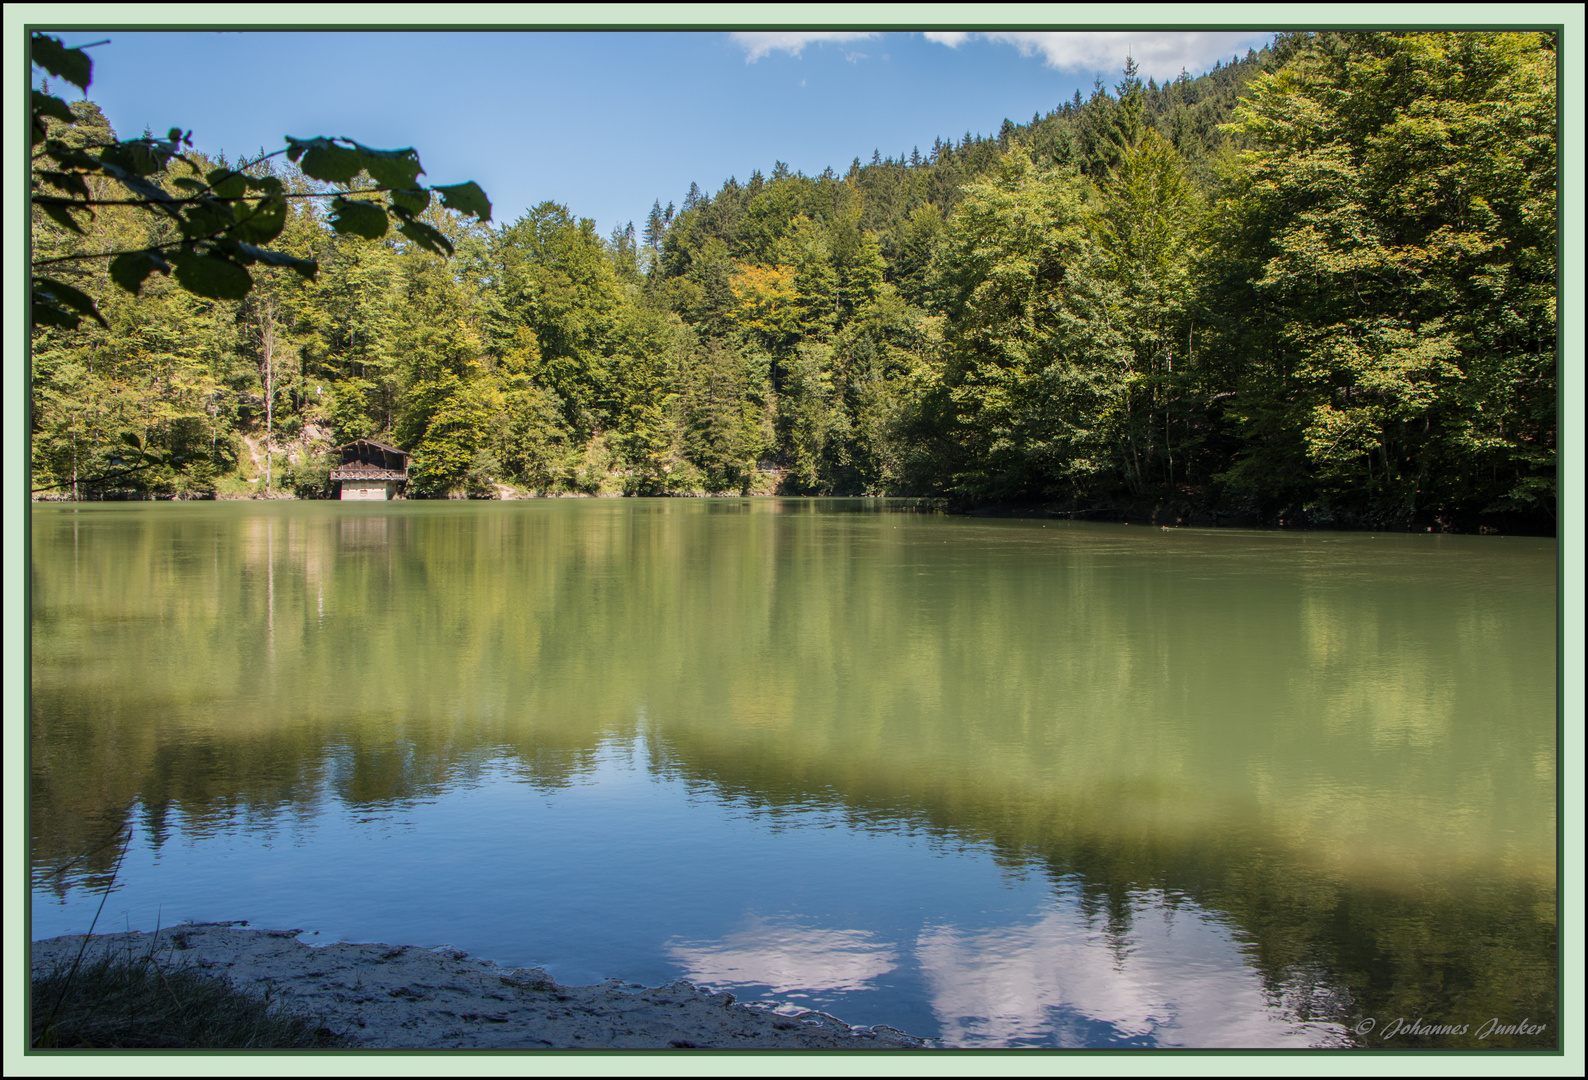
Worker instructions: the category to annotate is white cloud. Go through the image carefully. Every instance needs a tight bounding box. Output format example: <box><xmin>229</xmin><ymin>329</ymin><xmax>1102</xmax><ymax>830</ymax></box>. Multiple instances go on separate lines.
<box><xmin>731</xmin><ymin>31</ymin><xmax>880</xmax><ymax>63</ymax></box>
<box><xmin>923</xmin><ymin>31</ymin><xmax>1277</xmax><ymax>82</ymax></box>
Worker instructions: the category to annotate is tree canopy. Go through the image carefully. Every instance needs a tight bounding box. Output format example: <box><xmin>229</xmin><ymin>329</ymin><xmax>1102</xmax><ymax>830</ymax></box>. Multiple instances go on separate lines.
<box><xmin>29</xmin><ymin>32</ymin><xmax>1556</xmax><ymax>532</ymax></box>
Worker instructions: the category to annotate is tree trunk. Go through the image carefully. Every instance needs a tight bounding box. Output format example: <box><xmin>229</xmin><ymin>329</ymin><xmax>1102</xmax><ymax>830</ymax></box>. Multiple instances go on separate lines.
<box><xmin>257</xmin><ymin>294</ymin><xmax>279</xmax><ymax>495</ymax></box>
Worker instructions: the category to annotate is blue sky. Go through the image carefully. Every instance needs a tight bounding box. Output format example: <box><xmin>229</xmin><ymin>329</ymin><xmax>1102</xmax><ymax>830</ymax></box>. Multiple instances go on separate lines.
<box><xmin>34</xmin><ymin>28</ymin><xmax>1280</xmax><ymax>239</ymax></box>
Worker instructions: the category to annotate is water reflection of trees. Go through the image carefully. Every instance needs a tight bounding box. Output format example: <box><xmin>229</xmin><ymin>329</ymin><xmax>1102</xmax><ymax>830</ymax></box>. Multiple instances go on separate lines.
<box><xmin>30</xmin><ymin>502</ymin><xmax>1556</xmax><ymax>1046</ymax></box>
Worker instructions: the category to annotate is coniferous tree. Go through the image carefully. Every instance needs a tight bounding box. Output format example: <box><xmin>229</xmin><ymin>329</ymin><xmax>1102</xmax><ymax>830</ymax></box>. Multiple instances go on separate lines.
<box><xmin>643</xmin><ymin>200</ymin><xmax>667</xmax><ymax>252</ymax></box>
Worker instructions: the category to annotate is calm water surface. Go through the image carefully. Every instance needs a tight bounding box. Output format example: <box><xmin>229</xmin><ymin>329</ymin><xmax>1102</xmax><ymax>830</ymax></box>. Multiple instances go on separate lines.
<box><xmin>29</xmin><ymin>499</ymin><xmax>1557</xmax><ymax>1048</ymax></box>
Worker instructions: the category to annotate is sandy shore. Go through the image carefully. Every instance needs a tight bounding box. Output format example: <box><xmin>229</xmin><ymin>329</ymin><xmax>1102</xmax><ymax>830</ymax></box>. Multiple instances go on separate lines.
<box><xmin>30</xmin><ymin>923</ymin><xmax>934</xmax><ymax>1050</ymax></box>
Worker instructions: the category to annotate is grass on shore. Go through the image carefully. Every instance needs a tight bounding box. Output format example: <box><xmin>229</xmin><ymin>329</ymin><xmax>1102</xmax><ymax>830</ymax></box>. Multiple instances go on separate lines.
<box><xmin>32</xmin><ymin>944</ymin><xmax>353</xmax><ymax>1049</ymax></box>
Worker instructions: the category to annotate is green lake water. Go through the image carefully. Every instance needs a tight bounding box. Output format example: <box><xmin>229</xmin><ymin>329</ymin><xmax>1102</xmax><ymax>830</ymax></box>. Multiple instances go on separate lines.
<box><xmin>29</xmin><ymin>499</ymin><xmax>1558</xmax><ymax>1048</ymax></box>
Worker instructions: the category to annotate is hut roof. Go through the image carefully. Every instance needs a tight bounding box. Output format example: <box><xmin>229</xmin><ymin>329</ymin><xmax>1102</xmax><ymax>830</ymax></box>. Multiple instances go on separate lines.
<box><xmin>340</xmin><ymin>438</ymin><xmax>409</xmax><ymax>460</ymax></box>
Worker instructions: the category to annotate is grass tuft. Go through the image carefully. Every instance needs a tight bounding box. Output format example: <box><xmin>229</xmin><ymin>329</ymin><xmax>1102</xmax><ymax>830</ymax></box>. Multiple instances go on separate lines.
<box><xmin>32</xmin><ymin>946</ymin><xmax>353</xmax><ymax>1049</ymax></box>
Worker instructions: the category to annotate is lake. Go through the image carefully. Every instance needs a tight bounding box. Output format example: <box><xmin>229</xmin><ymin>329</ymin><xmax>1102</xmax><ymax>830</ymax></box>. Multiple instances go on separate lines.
<box><xmin>28</xmin><ymin>498</ymin><xmax>1558</xmax><ymax>1048</ymax></box>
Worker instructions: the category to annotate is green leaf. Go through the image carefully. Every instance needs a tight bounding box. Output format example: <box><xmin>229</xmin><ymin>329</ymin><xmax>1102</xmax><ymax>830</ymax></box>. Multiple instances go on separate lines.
<box><xmin>207</xmin><ymin>167</ymin><xmax>248</xmax><ymax>200</ymax></box>
<box><xmin>93</xmin><ymin>158</ymin><xmax>176</xmax><ymax>208</ymax></box>
<box><xmin>350</xmin><ymin>142</ymin><xmax>423</xmax><ymax>190</ymax></box>
<box><xmin>32</xmin><ymin>276</ymin><xmax>109</xmax><ymax>329</ymax></box>
<box><xmin>37</xmin><ymin>199</ymin><xmax>89</xmax><ymax>234</ymax></box>
<box><xmin>180</xmin><ymin>197</ymin><xmax>238</xmax><ymax>240</ymax></box>
<box><xmin>109</xmin><ymin>251</ymin><xmax>173</xmax><ymax>294</ymax></box>
<box><xmin>38</xmin><ymin>170</ymin><xmax>92</xmax><ymax>200</ymax></box>
<box><xmin>245</xmin><ymin>175</ymin><xmax>284</xmax><ymax>198</ymax></box>
<box><xmin>349</xmin><ymin>141</ymin><xmax>420</xmax><ymax>162</ymax></box>
<box><xmin>285</xmin><ymin>135</ymin><xmax>326</xmax><ymax>160</ymax></box>
<box><xmin>47</xmin><ymin>145</ymin><xmax>103</xmax><ymax>172</ymax></box>
<box><xmin>30</xmin><ymin>33</ymin><xmax>92</xmax><ymax>92</ymax></box>
<box><xmin>389</xmin><ymin>187</ymin><xmax>431</xmax><ymax>215</ymax></box>
<box><xmin>32</xmin><ymin>90</ymin><xmax>76</xmax><ymax>143</ymax></box>
<box><xmin>31</xmin><ymin>90</ymin><xmax>76</xmax><ymax>124</ymax></box>
<box><xmin>328</xmin><ymin>197</ymin><xmax>388</xmax><ymax>240</ymax></box>
<box><xmin>101</xmin><ymin>140</ymin><xmax>172</xmax><ymax>178</ymax></box>
<box><xmin>291</xmin><ymin>137</ymin><xmax>362</xmax><ymax>184</ymax></box>
<box><xmin>32</xmin><ymin>301</ymin><xmax>80</xmax><ymax>330</ymax></box>
<box><xmin>433</xmin><ymin>181</ymin><xmax>492</xmax><ymax>222</ymax></box>
<box><xmin>121</xmin><ymin>432</ymin><xmax>143</xmax><ymax>450</ymax></box>
<box><xmin>227</xmin><ymin>194</ymin><xmax>288</xmax><ymax>245</ymax></box>
<box><xmin>31</xmin><ymin>293</ymin><xmax>78</xmax><ymax>327</ymax></box>
<box><xmin>170</xmin><ymin>250</ymin><xmax>254</xmax><ymax>300</ymax></box>
<box><xmin>396</xmin><ymin>216</ymin><xmax>455</xmax><ymax>258</ymax></box>
<box><xmin>232</xmin><ymin>242</ymin><xmax>318</xmax><ymax>280</ymax></box>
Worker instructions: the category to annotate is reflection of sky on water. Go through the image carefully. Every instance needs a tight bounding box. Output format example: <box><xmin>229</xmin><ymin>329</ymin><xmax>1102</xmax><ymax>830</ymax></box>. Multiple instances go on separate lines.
<box><xmin>916</xmin><ymin>897</ymin><xmax>1351</xmax><ymax>1048</ymax></box>
<box><xmin>668</xmin><ymin>917</ymin><xmax>897</xmax><ymax>996</ymax></box>
<box><xmin>31</xmin><ymin>734</ymin><xmax>1363</xmax><ymax>1048</ymax></box>
<box><xmin>663</xmin><ymin>898</ymin><xmax>1350</xmax><ymax>1048</ymax></box>
<box><xmin>30</xmin><ymin>739</ymin><xmax>1361</xmax><ymax>1048</ymax></box>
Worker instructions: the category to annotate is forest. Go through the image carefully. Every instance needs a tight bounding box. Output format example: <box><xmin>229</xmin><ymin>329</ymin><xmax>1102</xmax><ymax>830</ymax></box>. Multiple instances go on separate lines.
<box><xmin>29</xmin><ymin>31</ymin><xmax>1559</xmax><ymax>532</ymax></box>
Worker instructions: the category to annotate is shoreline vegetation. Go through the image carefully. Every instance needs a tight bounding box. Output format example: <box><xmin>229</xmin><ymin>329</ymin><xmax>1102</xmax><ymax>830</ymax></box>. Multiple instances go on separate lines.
<box><xmin>31</xmin><ymin>33</ymin><xmax>1557</xmax><ymax>540</ymax></box>
<box><xmin>30</xmin><ymin>924</ymin><xmax>934</xmax><ymax>1051</ymax></box>
<box><xmin>28</xmin><ymin>485</ymin><xmax>1551</xmax><ymax>536</ymax></box>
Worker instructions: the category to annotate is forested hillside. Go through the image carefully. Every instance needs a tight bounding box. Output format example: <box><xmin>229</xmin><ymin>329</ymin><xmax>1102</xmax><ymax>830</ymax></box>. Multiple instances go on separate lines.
<box><xmin>30</xmin><ymin>32</ymin><xmax>1558</xmax><ymax>531</ymax></box>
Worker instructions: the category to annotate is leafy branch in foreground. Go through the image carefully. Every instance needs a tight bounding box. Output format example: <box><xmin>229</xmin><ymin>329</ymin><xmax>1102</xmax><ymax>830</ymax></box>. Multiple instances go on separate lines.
<box><xmin>29</xmin><ymin>31</ymin><xmax>492</xmax><ymax>330</ymax></box>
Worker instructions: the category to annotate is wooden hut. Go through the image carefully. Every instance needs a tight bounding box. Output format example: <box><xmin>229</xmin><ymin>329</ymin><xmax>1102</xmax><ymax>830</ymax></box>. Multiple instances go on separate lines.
<box><xmin>331</xmin><ymin>439</ymin><xmax>409</xmax><ymax>500</ymax></box>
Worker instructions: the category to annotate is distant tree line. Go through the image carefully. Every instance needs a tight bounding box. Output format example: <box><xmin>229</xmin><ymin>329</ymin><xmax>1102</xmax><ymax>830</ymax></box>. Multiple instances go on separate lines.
<box><xmin>30</xmin><ymin>32</ymin><xmax>1557</xmax><ymax>530</ymax></box>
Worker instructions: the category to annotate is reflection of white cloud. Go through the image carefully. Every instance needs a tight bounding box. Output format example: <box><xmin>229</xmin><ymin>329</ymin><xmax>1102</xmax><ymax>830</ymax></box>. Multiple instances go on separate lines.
<box><xmin>917</xmin><ymin>894</ymin><xmax>1351</xmax><ymax>1048</ymax></box>
<box><xmin>668</xmin><ymin>917</ymin><xmax>896</xmax><ymax>995</ymax></box>
<box><xmin>922</xmin><ymin>31</ymin><xmax>1274</xmax><ymax>81</ymax></box>
<box><xmin>732</xmin><ymin>31</ymin><xmax>879</xmax><ymax>63</ymax></box>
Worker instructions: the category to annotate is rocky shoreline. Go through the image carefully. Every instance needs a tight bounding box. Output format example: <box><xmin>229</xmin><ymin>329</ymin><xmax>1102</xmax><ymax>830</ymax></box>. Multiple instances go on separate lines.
<box><xmin>30</xmin><ymin>924</ymin><xmax>934</xmax><ymax>1051</ymax></box>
